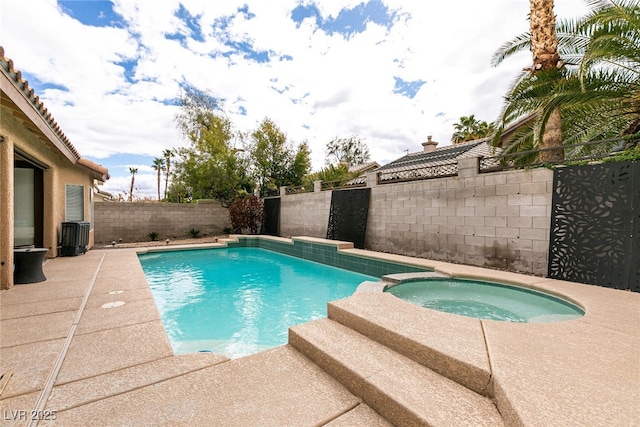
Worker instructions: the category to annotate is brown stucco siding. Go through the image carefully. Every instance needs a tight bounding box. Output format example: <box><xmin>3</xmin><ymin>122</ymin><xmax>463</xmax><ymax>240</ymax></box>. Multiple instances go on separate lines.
<box><xmin>2</xmin><ymin>105</ymin><xmax>96</xmax><ymax>261</ymax></box>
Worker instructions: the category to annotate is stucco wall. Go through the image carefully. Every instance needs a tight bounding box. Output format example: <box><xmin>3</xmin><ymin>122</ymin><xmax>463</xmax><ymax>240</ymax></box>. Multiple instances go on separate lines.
<box><xmin>2</xmin><ymin>109</ymin><xmax>96</xmax><ymax>259</ymax></box>
<box><xmin>94</xmin><ymin>201</ymin><xmax>230</xmax><ymax>243</ymax></box>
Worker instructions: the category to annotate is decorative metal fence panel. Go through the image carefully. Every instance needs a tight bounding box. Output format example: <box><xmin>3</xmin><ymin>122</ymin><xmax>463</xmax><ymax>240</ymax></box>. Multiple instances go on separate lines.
<box><xmin>480</xmin><ymin>138</ymin><xmax>632</xmax><ymax>173</ymax></box>
<box><xmin>321</xmin><ymin>176</ymin><xmax>367</xmax><ymax>191</ymax></box>
<box><xmin>285</xmin><ymin>184</ymin><xmax>314</xmax><ymax>195</ymax></box>
<box><xmin>326</xmin><ymin>188</ymin><xmax>371</xmax><ymax>249</ymax></box>
<box><xmin>263</xmin><ymin>197</ymin><xmax>281</xmax><ymax>236</ymax></box>
<box><xmin>377</xmin><ymin>161</ymin><xmax>458</xmax><ymax>184</ymax></box>
<box><xmin>548</xmin><ymin>161</ymin><xmax>639</xmax><ymax>291</ymax></box>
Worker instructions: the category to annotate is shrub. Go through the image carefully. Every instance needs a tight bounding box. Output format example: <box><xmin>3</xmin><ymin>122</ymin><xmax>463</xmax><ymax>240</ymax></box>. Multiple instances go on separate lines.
<box><xmin>147</xmin><ymin>231</ymin><xmax>159</xmax><ymax>241</ymax></box>
<box><xmin>228</xmin><ymin>195</ymin><xmax>264</xmax><ymax>235</ymax></box>
<box><xmin>188</xmin><ymin>228</ymin><xmax>200</xmax><ymax>238</ymax></box>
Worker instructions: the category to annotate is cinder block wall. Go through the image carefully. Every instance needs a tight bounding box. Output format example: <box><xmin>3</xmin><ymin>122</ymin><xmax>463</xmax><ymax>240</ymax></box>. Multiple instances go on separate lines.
<box><xmin>278</xmin><ymin>190</ymin><xmax>332</xmax><ymax>238</ymax></box>
<box><xmin>94</xmin><ymin>159</ymin><xmax>553</xmax><ymax>275</ymax></box>
<box><xmin>94</xmin><ymin>201</ymin><xmax>230</xmax><ymax>243</ymax></box>
<box><xmin>365</xmin><ymin>161</ymin><xmax>553</xmax><ymax>275</ymax></box>
<box><xmin>276</xmin><ymin>159</ymin><xmax>553</xmax><ymax>276</ymax></box>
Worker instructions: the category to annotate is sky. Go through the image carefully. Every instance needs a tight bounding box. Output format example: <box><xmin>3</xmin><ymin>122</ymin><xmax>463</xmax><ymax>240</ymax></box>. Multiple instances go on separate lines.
<box><xmin>1</xmin><ymin>0</ymin><xmax>589</xmax><ymax>198</ymax></box>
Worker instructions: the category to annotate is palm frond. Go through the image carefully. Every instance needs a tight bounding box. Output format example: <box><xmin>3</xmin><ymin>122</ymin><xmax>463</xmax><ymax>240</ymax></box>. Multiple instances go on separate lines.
<box><xmin>491</xmin><ymin>32</ymin><xmax>532</xmax><ymax>67</ymax></box>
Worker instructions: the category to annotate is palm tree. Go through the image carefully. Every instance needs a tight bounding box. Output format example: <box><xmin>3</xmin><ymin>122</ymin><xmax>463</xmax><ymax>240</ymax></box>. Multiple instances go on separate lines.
<box><xmin>151</xmin><ymin>158</ymin><xmax>165</xmax><ymax>201</ymax></box>
<box><xmin>451</xmin><ymin>115</ymin><xmax>496</xmax><ymax>143</ymax></box>
<box><xmin>492</xmin><ymin>0</ymin><xmax>564</xmax><ymax>161</ymax></box>
<box><xmin>163</xmin><ymin>149</ymin><xmax>173</xmax><ymax>200</ymax></box>
<box><xmin>528</xmin><ymin>0</ymin><xmax>564</xmax><ymax>161</ymax></box>
<box><xmin>128</xmin><ymin>167</ymin><xmax>138</xmax><ymax>202</ymax></box>
<box><xmin>493</xmin><ymin>0</ymin><xmax>640</xmax><ymax>162</ymax></box>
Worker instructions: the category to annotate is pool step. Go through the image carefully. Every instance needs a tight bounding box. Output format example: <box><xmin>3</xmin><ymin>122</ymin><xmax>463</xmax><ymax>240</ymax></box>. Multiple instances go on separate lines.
<box><xmin>289</xmin><ymin>318</ymin><xmax>504</xmax><ymax>426</ymax></box>
<box><xmin>327</xmin><ymin>291</ymin><xmax>494</xmax><ymax>396</ymax></box>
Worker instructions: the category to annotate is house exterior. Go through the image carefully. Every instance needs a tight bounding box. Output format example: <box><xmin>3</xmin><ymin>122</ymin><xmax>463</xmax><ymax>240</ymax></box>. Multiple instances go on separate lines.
<box><xmin>0</xmin><ymin>46</ymin><xmax>109</xmax><ymax>289</ymax></box>
<box><xmin>374</xmin><ymin>136</ymin><xmax>501</xmax><ymax>183</ymax></box>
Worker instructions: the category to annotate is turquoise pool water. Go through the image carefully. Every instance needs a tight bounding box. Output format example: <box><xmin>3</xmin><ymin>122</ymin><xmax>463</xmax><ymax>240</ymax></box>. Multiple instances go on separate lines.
<box><xmin>139</xmin><ymin>247</ymin><xmax>376</xmax><ymax>358</ymax></box>
<box><xmin>385</xmin><ymin>278</ymin><xmax>584</xmax><ymax>322</ymax></box>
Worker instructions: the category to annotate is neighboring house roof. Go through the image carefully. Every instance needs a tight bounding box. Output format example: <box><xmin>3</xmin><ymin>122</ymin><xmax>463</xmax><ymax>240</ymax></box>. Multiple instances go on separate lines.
<box><xmin>95</xmin><ymin>187</ymin><xmax>115</xmax><ymax>202</ymax></box>
<box><xmin>376</xmin><ymin>138</ymin><xmax>500</xmax><ymax>179</ymax></box>
<box><xmin>0</xmin><ymin>46</ymin><xmax>109</xmax><ymax>182</ymax></box>
<box><xmin>374</xmin><ymin>113</ymin><xmax>538</xmax><ymax>182</ymax></box>
<box><xmin>349</xmin><ymin>161</ymin><xmax>380</xmax><ymax>174</ymax></box>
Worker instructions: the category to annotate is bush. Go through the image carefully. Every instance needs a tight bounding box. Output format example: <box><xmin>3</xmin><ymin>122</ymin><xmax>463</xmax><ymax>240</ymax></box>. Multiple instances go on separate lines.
<box><xmin>228</xmin><ymin>195</ymin><xmax>264</xmax><ymax>235</ymax></box>
<box><xmin>188</xmin><ymin>228</ymin><xmax>200</xmax><ymax>238</ymax></box>
<box><xmin>147</xmin><ymin>231</ymin><xmax>159</xmax><ymax>241</ymax></box>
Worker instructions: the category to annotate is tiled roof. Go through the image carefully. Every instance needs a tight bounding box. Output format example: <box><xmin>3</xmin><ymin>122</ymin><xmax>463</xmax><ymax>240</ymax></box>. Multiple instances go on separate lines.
<box><xmin>0</xmin><ymin>46</ymin><xmax>109</xmax><ymax>181</ymax></box>
<box><xmin>376</xmin><ymin>138</ymin><xmax>499</xmax><ymax>175</ymax></box>
<box><xmin>349</xmin><ymin>161</ymin><xmax>380</xmax><ymax>174</ymax></box>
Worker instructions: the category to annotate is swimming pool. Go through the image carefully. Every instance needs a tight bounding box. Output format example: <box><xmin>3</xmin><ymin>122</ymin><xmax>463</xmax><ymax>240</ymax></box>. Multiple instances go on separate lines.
<box><xmin>139</xmin><ymin>247</ymin><xmax>376</xmax><ymax>358</ymax></box>
<box><xmin>385</xmin><ymin>278</ymin><xmax>585</xmax><ymax>322</ymax></box>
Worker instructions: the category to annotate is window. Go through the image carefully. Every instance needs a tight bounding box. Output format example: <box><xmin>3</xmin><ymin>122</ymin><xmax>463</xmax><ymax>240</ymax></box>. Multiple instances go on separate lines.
<box><xmin>14</xmin><ymin>168</ymin><xmax>35</xmax><ymax>246</ymax></box>
<box><xmin>65</xmin><ymin>184</ymin><xmax>84</xmax><ymax>221</ymax></box>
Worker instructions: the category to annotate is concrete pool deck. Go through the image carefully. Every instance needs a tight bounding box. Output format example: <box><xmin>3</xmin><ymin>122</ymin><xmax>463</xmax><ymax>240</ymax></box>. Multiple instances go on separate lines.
<box><xmin>0</xmin><ymin>239</ymin><xmax>638</xmax><ymax>426</ymax></box>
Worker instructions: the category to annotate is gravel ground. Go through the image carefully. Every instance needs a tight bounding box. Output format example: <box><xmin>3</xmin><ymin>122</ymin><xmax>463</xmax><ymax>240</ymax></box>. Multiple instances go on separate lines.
<box><xmin>94</xmin><ymin>235</ymin><xmax>225</xmax><ymax>250</ymax></box>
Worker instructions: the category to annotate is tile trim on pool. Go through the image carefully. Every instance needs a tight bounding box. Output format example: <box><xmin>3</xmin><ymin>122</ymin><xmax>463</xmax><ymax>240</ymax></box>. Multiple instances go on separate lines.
<box><xmin>136</xmin><ymin>235</ymin><xmax>434</xmax><ymax>278</ymax></box>
<box><xmin>226</xmin><ymin>235</ymin><xmax>431</xmax><ymax>277</ymax></box>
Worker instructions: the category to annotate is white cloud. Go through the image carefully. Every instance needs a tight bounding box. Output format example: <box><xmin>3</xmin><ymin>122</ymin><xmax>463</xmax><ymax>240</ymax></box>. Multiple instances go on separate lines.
<box><xmin>1</xmin><ymin>0</ymin><xmax>589</xmax><ymax>198</ymax></box>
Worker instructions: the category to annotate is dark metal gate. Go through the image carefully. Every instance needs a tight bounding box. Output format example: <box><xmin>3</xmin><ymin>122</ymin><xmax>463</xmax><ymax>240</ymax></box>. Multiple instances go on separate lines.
<box><xmin>548</xmin><ymin>161</ymin><xmax>639</xmax><ymax>291</ymax></box>
<box><xmin>263</xmin><ymin>197</ymin><xmax>280</xmax><ymax>236</ymax></box>
<box><xmin>326</xmin><ymin>188</ymin><xmax>371</xmax><ymax>249</ymax></box>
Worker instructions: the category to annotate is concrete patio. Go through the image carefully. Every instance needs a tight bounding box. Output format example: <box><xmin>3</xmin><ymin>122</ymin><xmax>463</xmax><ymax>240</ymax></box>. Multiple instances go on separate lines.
<box><xmin>0</xmin><ymin>243</ymin><xmax>638</xmax><ymax>426</ymax></box>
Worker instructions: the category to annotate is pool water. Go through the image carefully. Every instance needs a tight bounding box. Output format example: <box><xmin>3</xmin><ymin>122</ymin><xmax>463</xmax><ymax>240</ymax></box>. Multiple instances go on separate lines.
<box><xmin>139</xmin><ymin>247</ymin><xmax>376</xmax><ymax>358</ymax></box>
<box><xmin>385</xmin><ymin>279</ymin><xmax>584</xmax><ymax>323</ymax></box>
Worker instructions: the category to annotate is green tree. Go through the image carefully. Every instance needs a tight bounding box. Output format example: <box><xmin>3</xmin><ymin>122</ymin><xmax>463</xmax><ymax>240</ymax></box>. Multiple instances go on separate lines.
<box><xmin>246</xmin><ymin>117</ymin><xmax>311</xmax><ymax>195</ymax></box>
<box><xmin>291</xmin><ymin>142</ymin><xmax>312</xmax><ymax>184</ymax></box>
<box><xmin>303</xmin><ymin>163</ymin><xmax>356</xmax><ymax>186</ymax></box>
<box><xmin>451</xmin><ymin>115</ymin><xmax>496</xmax><ymax>143</ymax></box>
<box><xmin>174</xmin><ymin>85</ymin><xmax>221</xmax><ymax>141</ymax></box>
<box><xmin>151</xmin><ymin>157</ymin><xmax>165</xmax><ymax>201</ymax></box>
<box><xmin>325</xmin><ymin>136</ymin><xmax>370</xmax><ymax>167</ymax></box>
<box><xmin>171</xmin><ymin>86</ymin><xmax>252</xmax><ymax>205</ymax></box>
<box><xmin>128</xmin><ymin>167</ymin><xmax>138</xmax><ymax>202</ymax></box>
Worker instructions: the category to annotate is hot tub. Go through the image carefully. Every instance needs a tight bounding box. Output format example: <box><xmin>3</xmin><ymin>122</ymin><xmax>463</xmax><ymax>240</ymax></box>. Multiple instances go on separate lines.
<box><xmin>384</xmin><ymin>277</ymin><xmax>584</xmax><ymax>323</ymax></box>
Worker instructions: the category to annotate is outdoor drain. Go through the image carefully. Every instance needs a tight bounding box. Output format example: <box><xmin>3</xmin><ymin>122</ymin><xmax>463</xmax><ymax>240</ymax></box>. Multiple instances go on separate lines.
<box><xmin>102</xmin><ymin>301</ymin><xmax>125</xmax><ymax>308</ymax></box>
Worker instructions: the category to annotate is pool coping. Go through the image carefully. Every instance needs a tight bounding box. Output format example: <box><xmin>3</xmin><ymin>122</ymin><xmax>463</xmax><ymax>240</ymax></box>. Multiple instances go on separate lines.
<box><xmin>135</xmin><ymin>235</ymin><xmax>640</xmax><ymax>425</ymax></box>
<box><xmin>1</xmin><ymin>235</ymin><xmax>638</xmax><ymax>425</ymax></box>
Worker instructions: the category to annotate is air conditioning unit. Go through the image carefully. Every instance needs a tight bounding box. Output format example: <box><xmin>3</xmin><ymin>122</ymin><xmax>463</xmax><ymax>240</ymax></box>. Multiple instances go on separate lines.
<box><xmin>61</xmin><ymin>221</ymin><xmax>90</xmax><ymax>256</ymax></box>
